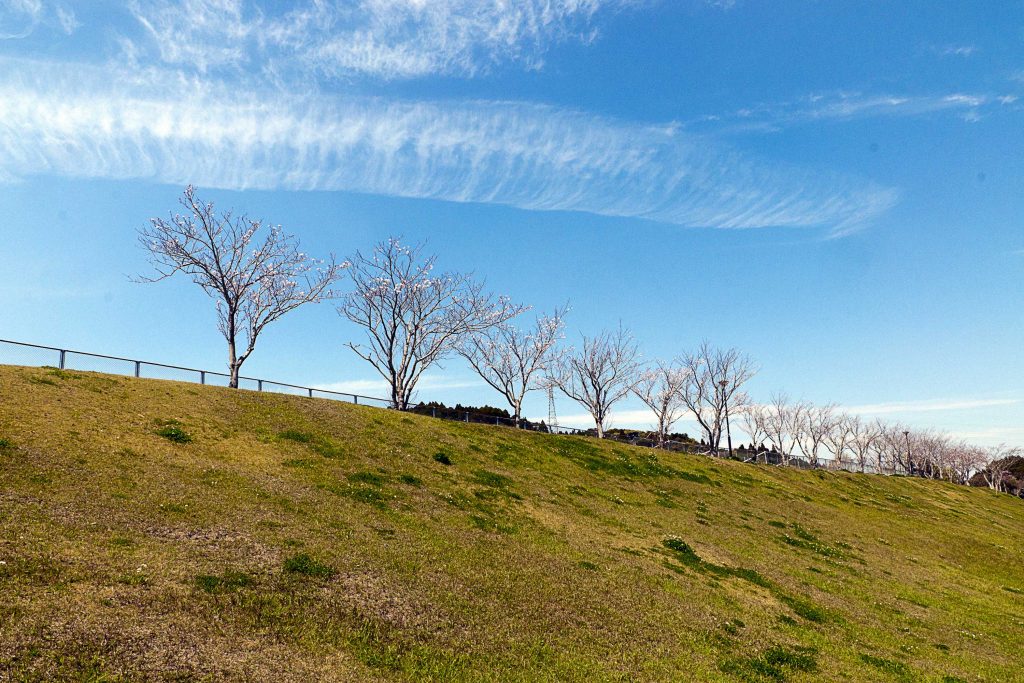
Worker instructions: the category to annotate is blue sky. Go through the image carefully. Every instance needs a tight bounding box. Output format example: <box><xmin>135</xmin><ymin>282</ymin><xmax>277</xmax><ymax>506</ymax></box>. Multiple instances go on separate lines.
<box><xmin>1</xmin><ymin>1</ymin><xmax>1022</xmax><ymax>444</ymax></box>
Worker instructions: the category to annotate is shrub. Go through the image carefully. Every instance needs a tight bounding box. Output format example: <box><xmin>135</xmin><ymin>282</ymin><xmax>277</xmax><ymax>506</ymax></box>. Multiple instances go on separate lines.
<box><xmin>662</xmin><ymin>536</ymin><xmax>703</xmax><ymax>569</ymax></box>
<box><xmin>663</xmin><ymin>536</ymin><xmax>697</xmax><ymax>556</ymax></box>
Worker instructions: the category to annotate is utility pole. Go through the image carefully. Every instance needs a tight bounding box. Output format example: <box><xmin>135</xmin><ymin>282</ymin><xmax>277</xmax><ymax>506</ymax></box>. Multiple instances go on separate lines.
<box><xmin>720</xmin><ymin>379</ymin><xmax>733</xmax><ymax>458</ymax></box>
<box><xmin>903</xmin><ymin>430</ymin><xmax>911</xmax><ymax>476</ymax></box>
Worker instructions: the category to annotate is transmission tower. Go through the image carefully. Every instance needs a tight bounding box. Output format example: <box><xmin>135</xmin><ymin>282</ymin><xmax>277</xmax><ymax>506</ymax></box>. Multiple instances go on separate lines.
<box><xmin>547</xmin><ymin>384</ymin><xmax>557</xmax><ymax>433</ymax></box>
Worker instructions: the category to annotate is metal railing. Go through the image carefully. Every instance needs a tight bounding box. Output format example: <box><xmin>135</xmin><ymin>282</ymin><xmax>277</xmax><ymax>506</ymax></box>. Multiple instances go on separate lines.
<box><xmin>0</xmin><ymin>338</ymin><xmax>868</xmax><ymax>469</ymax></box>
<box><xmin>0</xmin><ymin>338</ymin><xmax>597</xmax><ymax>433</ymax></box>
<box><xmin>0</xmin><ymin>338</ymin><xmax>394</xmax><ymax>408</ymax></box>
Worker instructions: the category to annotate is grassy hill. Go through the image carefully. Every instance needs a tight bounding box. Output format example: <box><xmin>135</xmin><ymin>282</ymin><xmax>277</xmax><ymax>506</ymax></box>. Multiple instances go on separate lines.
<box><xmin>0</xmin><ymin>365</ymin><xmax>1022</xmax><ymax>682</ymax></box>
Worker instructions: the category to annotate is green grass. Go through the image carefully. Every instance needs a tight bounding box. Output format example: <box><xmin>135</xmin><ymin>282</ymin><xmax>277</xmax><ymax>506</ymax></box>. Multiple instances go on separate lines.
<box><xmin>153</xmin><ymin>419</ymin><xmax>192</xmax><ymax>444</ymax></box>
<box><xmin>0</xmin><ymin>364</ymin><xmax>1022</xmax><ymax>681</ymax></box>
<box><xmin>283</xmin><ymin>553</ymin><xmax>336</xmax><ymax>579</ymax></box>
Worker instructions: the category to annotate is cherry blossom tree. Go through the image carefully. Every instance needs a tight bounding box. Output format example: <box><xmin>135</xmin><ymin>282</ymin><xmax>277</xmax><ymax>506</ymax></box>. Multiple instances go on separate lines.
<box><xmin>846</xmin><ymin>416</ymin><xmax>882</xmax><ymax>473</ymax></box>
<box><xmin>679</xmin><ymin>343</ymin><xmax>757</xmax><ymax>454</ymax></box>
<box><xmin>339</xmin><ymin>238</ymin><xmax>524</xmax><ymax>411</ymax></box>
<box><xmin>138</xmin><ymin>186</ymin><xmax>343</xmax><ymax>389</ymax></box>
<box><xmin>633</xmin><ymin>360</ymin><xmax>690</xmax><ymax>447</ymax></box>
<box><xmin>764</xmin><ymin>394</ymin><xmax>802</xmax><ymax>466</ymax></box>
<box><xmin>795</xmin><ymin>403</ymin><xmax>837</xmax><ymax>468</ymax></box>
<box><xmin>980</xmin><ymin>445</ymin><xmax>1022</xmax><ymax>492</ymax></box>
<box><xmin>948</xmin><ymin>443</ymin><xmax>988</xmax><ymax>485</ymax></box>
<box><xmin>872</xmin><ymin>423</ymin><xmax>912</xmax><ymax>475</ymax></box>
<box><xmin>555</xmin><ymin>325</ymin><xmax>641</xmax><ymax>439</ymax></box>
<box><xmin>823</xmin><ymin>412</ymin><xmax>855</xmax><ymax>470</ymax></box>
<box><xmin>740</xmin><ymin>403</ymin><xmax>771</xmax><ymax>462</ymax></box>
<box><xmin>459</xmin><ymin>305</ymin><xmax>568</xmax><ymax>425</ymax></box>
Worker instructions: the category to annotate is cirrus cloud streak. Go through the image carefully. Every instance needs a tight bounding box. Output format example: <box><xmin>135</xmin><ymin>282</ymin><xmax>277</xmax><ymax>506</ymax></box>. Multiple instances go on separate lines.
<box><xmin>0</xmin><ymin>59</ymin><xmax>897</xmax><ymax>235</ymax></box>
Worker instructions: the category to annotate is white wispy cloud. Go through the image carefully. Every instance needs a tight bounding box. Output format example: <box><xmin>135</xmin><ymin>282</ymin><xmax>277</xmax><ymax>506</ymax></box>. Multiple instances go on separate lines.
<box><xmin>0</xmin><ymin>0</ymin><xmax>76</xmax><ymax>39</ymax></box>
<box><xmin>0</xmin><ymin>58</ymin><xmax>897</xmax><ymax>235</ymax></box>
<box><xmin>947</xmin><ymin>426</ymin><xmax>1024</xmax><ymax>443</ymax></box>
<box><xmin>934</xmin><ymin>44</ymin><xmax>976</xmax><ymax>58</ymax></box>
<box><xmin>127</xmin><ymin>0</ymin><xmax>633</xmax><ymax>79</ymax></box>
<box><xmin>692</xmin><ymin>90</ymin><xmax>1013</xmax><ymax>133</ymax></box>
<box><xmin>52</xmin><ymin>4</ymin><xmax>75</xmax><ymax>34</ymax></box>
<box><xmin>0</xmin><ymin>0</ymin><xmax>43</xmax><ymax>38</ymax></box>
<box><xmin>845</xmin><ymin>398</ymin><xmax>1021</xmax><ymax>416</ymax></box>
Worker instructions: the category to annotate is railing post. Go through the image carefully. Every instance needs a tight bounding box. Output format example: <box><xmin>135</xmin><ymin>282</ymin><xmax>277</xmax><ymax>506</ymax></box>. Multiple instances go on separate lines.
<box><xmin>200</xmin><ymin>371</ymin><xmax>206</xmax><ymax>385</ymax></box>
<box><xmin>432</xmin><ymin>407</ymin><xmax>436</xmax><ymax>418</ymax></box>
<box><xmin>58</xmin><ymin>349</ymin><xmax>66</xmax><ymax>370</ymax></box>
<box><xmin>134</xmin><ymin>361</ymin><xmax>141</xmax><ymax>378</ymax></box>
<box><xmin>353</xmin><ymin>395</ymin><xmax>358</xmax><ymax>405</ymax></box>
<box><xmin>308</xmin><ymin>388</ymin><xmax>313</xmax><ymax>398</ymax></box>
<box><xmin>465</xmin><ymin>412</ymin><xmax>469</xmax><ymax>423</ymax></box>
<box><xmin>257</xmin><ymin>380</ymin><xmax>263</xmax><ymax>392</ymax></box>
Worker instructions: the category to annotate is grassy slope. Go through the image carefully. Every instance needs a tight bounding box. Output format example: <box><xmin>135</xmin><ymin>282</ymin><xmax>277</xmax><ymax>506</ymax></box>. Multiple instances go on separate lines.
<box><xmin>0</xmin><ymin>365</ymin><xmax>1022</xmax><ymax>682</ymax></box>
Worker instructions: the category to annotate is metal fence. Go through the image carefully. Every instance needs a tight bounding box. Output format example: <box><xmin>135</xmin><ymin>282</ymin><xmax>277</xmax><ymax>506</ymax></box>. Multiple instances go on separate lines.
<box><xmin>0</xmin><ymin>338</ymin><xmax>863</xmax><ymax>469</ymax></box>
<box><xmin>0</xmin><ymin>339</ymin><xmax>599</xmax><ymax>434</ymax></box>
<box><xmin>0</xmin><ymin>338</ymin><xmax>395</xmax><ymax>408</ymax></box>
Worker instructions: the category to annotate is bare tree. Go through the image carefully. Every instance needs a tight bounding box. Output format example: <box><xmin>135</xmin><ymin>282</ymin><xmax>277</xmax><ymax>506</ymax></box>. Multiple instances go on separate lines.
<box><xmin>633</xmin><ymin>360</ymin><xmax>690</xmax><ymax>447</ymax></box>
<box><xmin>459</xmin><ymin>305</ymin><xmax>568</xmax><ymax>425</ymax></box>
<box><xmin>823</xmin><ymin>412</ymin><xmax>855</xmax><ymax>471</ymax></box>
<box><xmin>795</xmin><ymin>403</ymin><xmax>837</xmax><ymax>468</ymax></box>
<box><xmin>911</xmin><ymin>430</ymin><xmax>952</xmax><ymax>480</ymax></box>
<box><xmin>949</xmin><ymin>444</ymin><xmax>988</xmax><ymax>485</ymax></box>
<box><xmin>847</xmin><ymin>416</ymin><xmax>881</xmax><ymax>473</ymax></box>
<box><xmin>555</xmin><ymin>325</ymin><xmax>641</xmax><ymax>438</ymax></box>
<box><xmin>740</xmin><ymin>403</ymin><xmax>771</xmax><ymax>462</ymax></box>
<box><xmin>137</xmin><ymin>186</ymin><xmax>343</xmax><ymax>388</ymax></box>
<box><xmin>981</xmin><ymin>445</ymin><xmax>1022</xmax><ymax>492</ymax></box>
<box><xmin>764</xmin><ymin>394</ymin><xmax>803</xmax><ymax>465</ymax></box>
<box><xmin>339</xmin><ymin>238</ymin><xmax>524</xmax><ymax>410</ymax></box>
<box><xmin>679</xmin><ymin>342</ymin><xmax>757</xmax><ymax>454</ymax></box>
<box><xmin>873</xmin><ymin>423</ymin><xmax>911</xmax><ymax>475</ymax></box>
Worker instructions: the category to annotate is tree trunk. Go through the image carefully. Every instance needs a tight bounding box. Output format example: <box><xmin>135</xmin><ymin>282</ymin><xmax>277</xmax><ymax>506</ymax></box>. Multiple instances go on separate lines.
<box><xmin>595</xmin><ymin>420</ymin><xmax>605</xmax><ymax>439</ymax></box>
<box><xmin>392</xmin><ymin>377</ymin><xmax>405</xmax><ymax>411</ymax></box>
<box><xmin>227</xmin><ymin>337</ymin><xmax>240</xmax><ymax>389</ymax></box>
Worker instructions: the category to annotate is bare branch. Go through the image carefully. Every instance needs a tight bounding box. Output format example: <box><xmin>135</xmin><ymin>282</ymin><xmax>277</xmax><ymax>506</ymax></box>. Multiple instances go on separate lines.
<box><xmin>137</xmin><ymin>186</ymin><xmax>344</xmax><ymax>387</ymax></box>
<box><xmin>554</xmin><ymin>325</ymin><xmax>641</xmax><ymax>438</ymax></box>
<box><xmin>459</xmin><ymin>305</ymin><xmax>568</xmax><ymax>424</ymax></box>
<box><xmin>339</xmin><ymin>238</ymin><xmax>525</xmax><ymax>410</ymax></box>
<box><xmin>679</xmin><ymin>342</ymin><xmax>757</xmax><ymax>454</ymax></box>
<box><xmin>634</xmin><ymin>360</ymin><xmax>689</xmax><ymax>447</ymax></box>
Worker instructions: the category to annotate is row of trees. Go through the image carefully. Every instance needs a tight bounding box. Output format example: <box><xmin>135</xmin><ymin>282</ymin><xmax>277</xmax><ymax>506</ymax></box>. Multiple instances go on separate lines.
<box><xmin>138</xmin><ymin>188</ymin><xmax>1015</xmax><ymax>492</ymax></box>
<box><xmin>741</xmin><ymin>396</ymin><xmax>1018</xmax><ymax>485</ymax></box>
